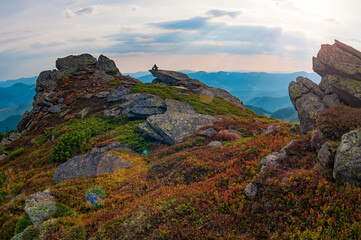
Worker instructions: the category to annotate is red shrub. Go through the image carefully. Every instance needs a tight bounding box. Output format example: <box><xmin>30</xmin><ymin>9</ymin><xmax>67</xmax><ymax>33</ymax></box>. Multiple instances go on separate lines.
<box><xmin>36</xmin><ymin>112</ymin><xmax>44</xmax><ymax>121</ymax></box>
<box><xmin>317</xmin><ymin>105</ymin><xmax>361</xmax><ymax>140</ymax></box>
<box><xmin>217</xmin><ymin>130</ymin><xmax>241</xmax><ymax>141</ymax></box>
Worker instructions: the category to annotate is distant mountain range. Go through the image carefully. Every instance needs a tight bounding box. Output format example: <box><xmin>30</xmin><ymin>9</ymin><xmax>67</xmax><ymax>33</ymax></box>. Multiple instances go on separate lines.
<box><xmin>245</xmin><ymin>96</ymin><xmax>293</xmax><ymax>112</ymax></box>
<box><xmin>0</xmin><ymin>76</ymin><xmax>37</xmax><ymax>88</ymax></box>
<box><xmin>135</xmin><ymin>71</ymin><xmax>320</xmax><ymax>101</ymax></box>
<box><xmin>0</xmin><ymin>115</ymin><xmax>22</xmax><ymax>134</ymax></box>
<box><xmin>246</xmin><ymin>105</ymin><xmax>299</xmax><ymax>123</ymax></box>
<box><xmin>0</xmin><ymin>102</ymin><xmax>32</xmax><ymax>121</ymax></box>
<box><xmin>0</xmin><ymin>83</ymin><xmax>36</xmax><ymax>109</ymax></box>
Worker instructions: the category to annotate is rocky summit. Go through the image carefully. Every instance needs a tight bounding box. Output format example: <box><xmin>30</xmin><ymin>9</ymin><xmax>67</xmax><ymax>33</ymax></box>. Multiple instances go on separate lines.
<box><xmin>3</xmin><ymin>46</ymin><xmax>361</xmax><ymax>239</ymax></box>
<box><xmin>289</xmin><ymin>40</ymin><xmax>361</xmax><ymax>133</ymax></box>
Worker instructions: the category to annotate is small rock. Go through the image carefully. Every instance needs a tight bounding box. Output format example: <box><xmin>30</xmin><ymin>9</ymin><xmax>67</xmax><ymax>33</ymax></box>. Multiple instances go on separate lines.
<box><xmin>48</xmin><ymin>104</ymin><xmax>63</xmax><ymax>113</ymax></box>
<box><xmin>289</xmin><ymin>124</ymin><xmax>300</xmax><ymax>134</ymax></box>
<box><xmin>57</xmin><ymin>97</ymin><xmax>64</xmax><ymax>103</ymax></box>
<box><xmin>85</xmin><ymin>93</ymin><xmax>93</xmax><ymax>99</ymax></box>
<box><xmin>245</xmin><ymin>182</ymin><xmax>258</xmax><ymax>198</ymax></box>
<box><xmin>0</xmin><ymin>154</ymin><xmax>6</xmax><ymax>161</ymax></box>
<box><xmin>104</xmin><ymin>108</ymin><xmax>121</xmax><ymax>118</ymax></box>
<box><xmin>79</xmin><ymin>108</ymin><xmax>89</xmax><ymax>119</ymax></box>
<box><xmin>310</xmin><ymin>128</ymin><xmax>325</xmax><ymax>153</ymax></box>
<box><xmin>259</xmin><ymin>152</ymin><xmax>282</xmax><ymax>171</ymax></box>
<box><xmin>24</xmin><ymin>189</ymin><xmax>57</xmax><ymax>227</ymax></box>
<box><xmin>11</xmin><ymin>194</ymin><xmax>23</xmax><ymax>202</ymax></box>
<box><xmin>9</xmin><ymin>132</ymin><xmax>21</xmax><ymax>141</ymax></box>
<box><xmin>107</xmin><ymin>87</ymin><xmax>130</xmax><ymax>102</ymax></box>
<box><xmin>262</xmin><ymin>125</ymin><xmax>283</xmax><ymax>135</ymax></box>
<box><xmin>59</xmin><ymin>109</ymin><xmax>71</xmax><ymax>118</ymax></box>
<box><xmin>95</xmin><ymin>91</ymin><xmax>109</xmax><ymax>98</ymax></box>
<box><xmin>200</xmin><ymin>128</ymin><xmax>218</xmax><ymax>135</ymax></box>
<box><xmin>208</xmin><ymin>141</ymin><xmax>223</xmax><ymax>147</ymax></box>
<box><xmin>317</xmin><ymin>142</ymin><xmax>334</xmax><ymax>169</ymax></box>
<box><xmin>281</xmin><ymin>177</ymin><xmax>289</xmax><ymax>183</ymax></box>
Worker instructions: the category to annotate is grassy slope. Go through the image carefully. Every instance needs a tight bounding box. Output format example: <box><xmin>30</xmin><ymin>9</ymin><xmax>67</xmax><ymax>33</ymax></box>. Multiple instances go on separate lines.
<box><xmin>0</xmin><ymin>83</ymin><xmax>360</xmax><ymax>239</ymax></box>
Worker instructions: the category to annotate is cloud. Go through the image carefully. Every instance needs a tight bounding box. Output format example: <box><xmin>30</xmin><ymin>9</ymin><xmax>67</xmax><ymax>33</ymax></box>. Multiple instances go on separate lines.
<box><xmin>207</xmin><ymin>9</ymin><xmax>242</xmax><ymax>18</ymax></box>
<box><xmin>106</xmin><ymin>14</ymin><xmax>318</xmax><ymax>59</ymax></box>
<box><xmin>151</xmin><ymin>16</ymin><xmax>209</xmax><ymax>30</ymax></box>
<box><xmin>31</xmin><ymin>42</ymin><xmax>65</xmax><ymax>49</ymax></box>
<box><xmin>63</xmin><ymin>6</ymin><xmax>97</xmax><ymax>19</ymax></box>
<box><xmin>324</xmin><ymin>18</ymin><xmax>340</xmax><ymax>25</ymax></box>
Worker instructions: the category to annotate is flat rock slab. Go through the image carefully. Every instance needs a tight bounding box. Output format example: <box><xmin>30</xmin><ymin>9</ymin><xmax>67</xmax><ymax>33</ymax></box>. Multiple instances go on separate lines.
<box><xmin>24</xmin><ymin>189</ymin><xmax>57</xmax><ymax>227</ymax></box>
<box><xmin>139</xmin><ymin>111</ymin><xmax>220</xmax><ymax>145</ymax></box>
<box><xmin>54</xmin><ymin>142</ymin><xmax>132</xmax><ymax>184</ymax></box>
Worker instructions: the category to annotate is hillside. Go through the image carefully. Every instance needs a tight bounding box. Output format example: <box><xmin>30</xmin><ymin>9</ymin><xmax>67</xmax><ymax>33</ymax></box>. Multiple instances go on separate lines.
<box><xmin>1</xmin><ymin>44</ymin><xmax>361</xmax><ymax>240</ymax></box>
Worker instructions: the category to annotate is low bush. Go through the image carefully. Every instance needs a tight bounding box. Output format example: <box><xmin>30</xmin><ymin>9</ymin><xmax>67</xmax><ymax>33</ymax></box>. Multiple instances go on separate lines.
<box><xmin>8</xmin><ymin>148</ymin><xmax>25</xmax><ymax>160</ymax></box>
<box><xmin>317</xmin><ymin>105</ymin><xmax>361</xmax><ymax>140</ymax></box>
<box><xmin>15</xmin><ymin>212</ymin><xmax>32</xmax><ymax>235</ymax></box>
<box><xmin>51</xmin><ymin>117</ymin><xmax>122</xmax><ymax>163</ymax></box>
<box><xmin>217</xmin><ymin>130</ymin><xmax>241</xmax><ymax>141</ymax></box>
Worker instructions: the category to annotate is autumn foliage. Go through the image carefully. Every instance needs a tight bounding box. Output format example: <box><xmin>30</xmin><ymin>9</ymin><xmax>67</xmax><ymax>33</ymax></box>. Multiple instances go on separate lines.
<box><xmin>317</xmin><ymin>105</ymin><xmax>361</xmax><ymax>140</ymax></box>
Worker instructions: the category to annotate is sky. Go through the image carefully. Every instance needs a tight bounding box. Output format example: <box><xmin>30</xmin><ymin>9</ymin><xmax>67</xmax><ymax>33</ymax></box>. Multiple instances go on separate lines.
<box><xmin>0</xmin><ymin>0</ymin><xmax>360</xmax><ymax>81</ymax></box>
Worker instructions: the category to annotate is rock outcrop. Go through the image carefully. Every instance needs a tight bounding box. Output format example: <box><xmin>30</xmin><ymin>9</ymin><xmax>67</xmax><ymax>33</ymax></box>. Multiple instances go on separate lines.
<box><xmin>149</xmin><ymin>69</ymin><xmax>245</xmax><ymax>108</ymax></box>
<box><xmin>149</xmin><ymin>69</ymin><xmax>204</xmax><ymax>86</ymax></box>
<box><xmin>17</xmin><ymin>53</ymin><xmax>140</xmax><ymax>133</ymax></box>
<box><xmin>53</xmin><ymin>142</ymin><xmax>132</xmax><ymax>184</ymax></box>
<box><xmin>333</xmin><ymin>130</ymin><xmax>361</xmax><ymax>186</ymax></box>
<box><xmin>96</xmin><ymin>54</ymin><xmax>121</xmax><ymax>76</ymax></box>
<box><xmin>135</xmin><ymin>99</ymin><xmax>221</xmax><ymax>145</ymax></box>
<box><xmin>289</xmin><ymin>40</ymin><xmax>361</xmax><ymax>133</ymax></box>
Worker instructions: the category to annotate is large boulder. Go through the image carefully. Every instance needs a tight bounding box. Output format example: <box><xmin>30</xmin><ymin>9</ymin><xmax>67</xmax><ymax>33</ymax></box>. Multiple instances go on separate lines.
<box><xmin>313</xmin><ymin>40</ymin><xmax>361</xmax><ymax>80</ymax></box>
<box><xmin>289</xmin><ymin>77</ymin><xmax>330</xmax><ymax>133</ymax></box>
<box><xmin>136</xmin><ymin>99</ymin><xmax>220</xmax><ymax>145</ymax></box>
<box><xmin>96</xmin><ymin>54</ymin><xmax>121</xmax><ymax>76</ymax></box>
<box><xmin>333</xmin><ymin>130</ymin><xmax>361</xmax><ymax>185</ymax></box>
<box><xmin>53</xmin><ymin>142</ymin><xmax>132</xmax><ymax>184</ymax></box>
<box><xmin>149</xmin><ymin>69</ymin><xmax>194</xmax><ymax>85</ymax></box>
<box><xmin>24</xmin><ymin>189</ymin><xmax>57</xmax><ymax>227</ymax></box>
<box><xmin>56</xmin><ymin>54</ymin><xmax>97</xmax><ymax>72</ymax></box>
<box><xmin>289</xmin><ymin>40</ymin><xmax>361</xmax><ymax>133</ymax></box>
<box><xmin>193</xmin><ymin>86</ymin><xmax>244</xmax><ymax>107</ymax></box>
<box><xmin>123</xmin><ymin>94</ymin><xmax>167</xmax><ymax>119</ymax></box>
<box><xmin>107</xmin><ymin>92</ymin><xmax>167</xmax><ymax>119</ymax></box>
<box><xmin>107</xmin><ymin>86</ymin><xmax>130</xmax><ymax>102</ymax></box>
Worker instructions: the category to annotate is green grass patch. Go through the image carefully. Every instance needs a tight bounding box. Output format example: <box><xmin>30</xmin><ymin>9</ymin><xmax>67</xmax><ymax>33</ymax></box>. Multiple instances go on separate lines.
<box><xmin>131</xmin><ymin>83</ymin><xmax>181</xmax><ymax>99</ymax></box>
<box><xmin>8</xmin><ymin>148</ymin><xmax>25</xmax><ymax>160</ymax></box>
<box><xmin>51</xmin><ymin>117</ymin><xmax>124</xmax><ymax>163</ymax></box>
<box><xmin>113</xmin><ymin>119</ymin><xmax>154</xmax><ymax>153</ymax></box>
<box><xmin>15</xmin><ymin>212</ymin><xmax>32</xmax><ymax>235</ymax></box>
<box><xmin>106</xmin><ymin>70</ymin><xmax>118</xmax><ymax>75</ymax></box>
